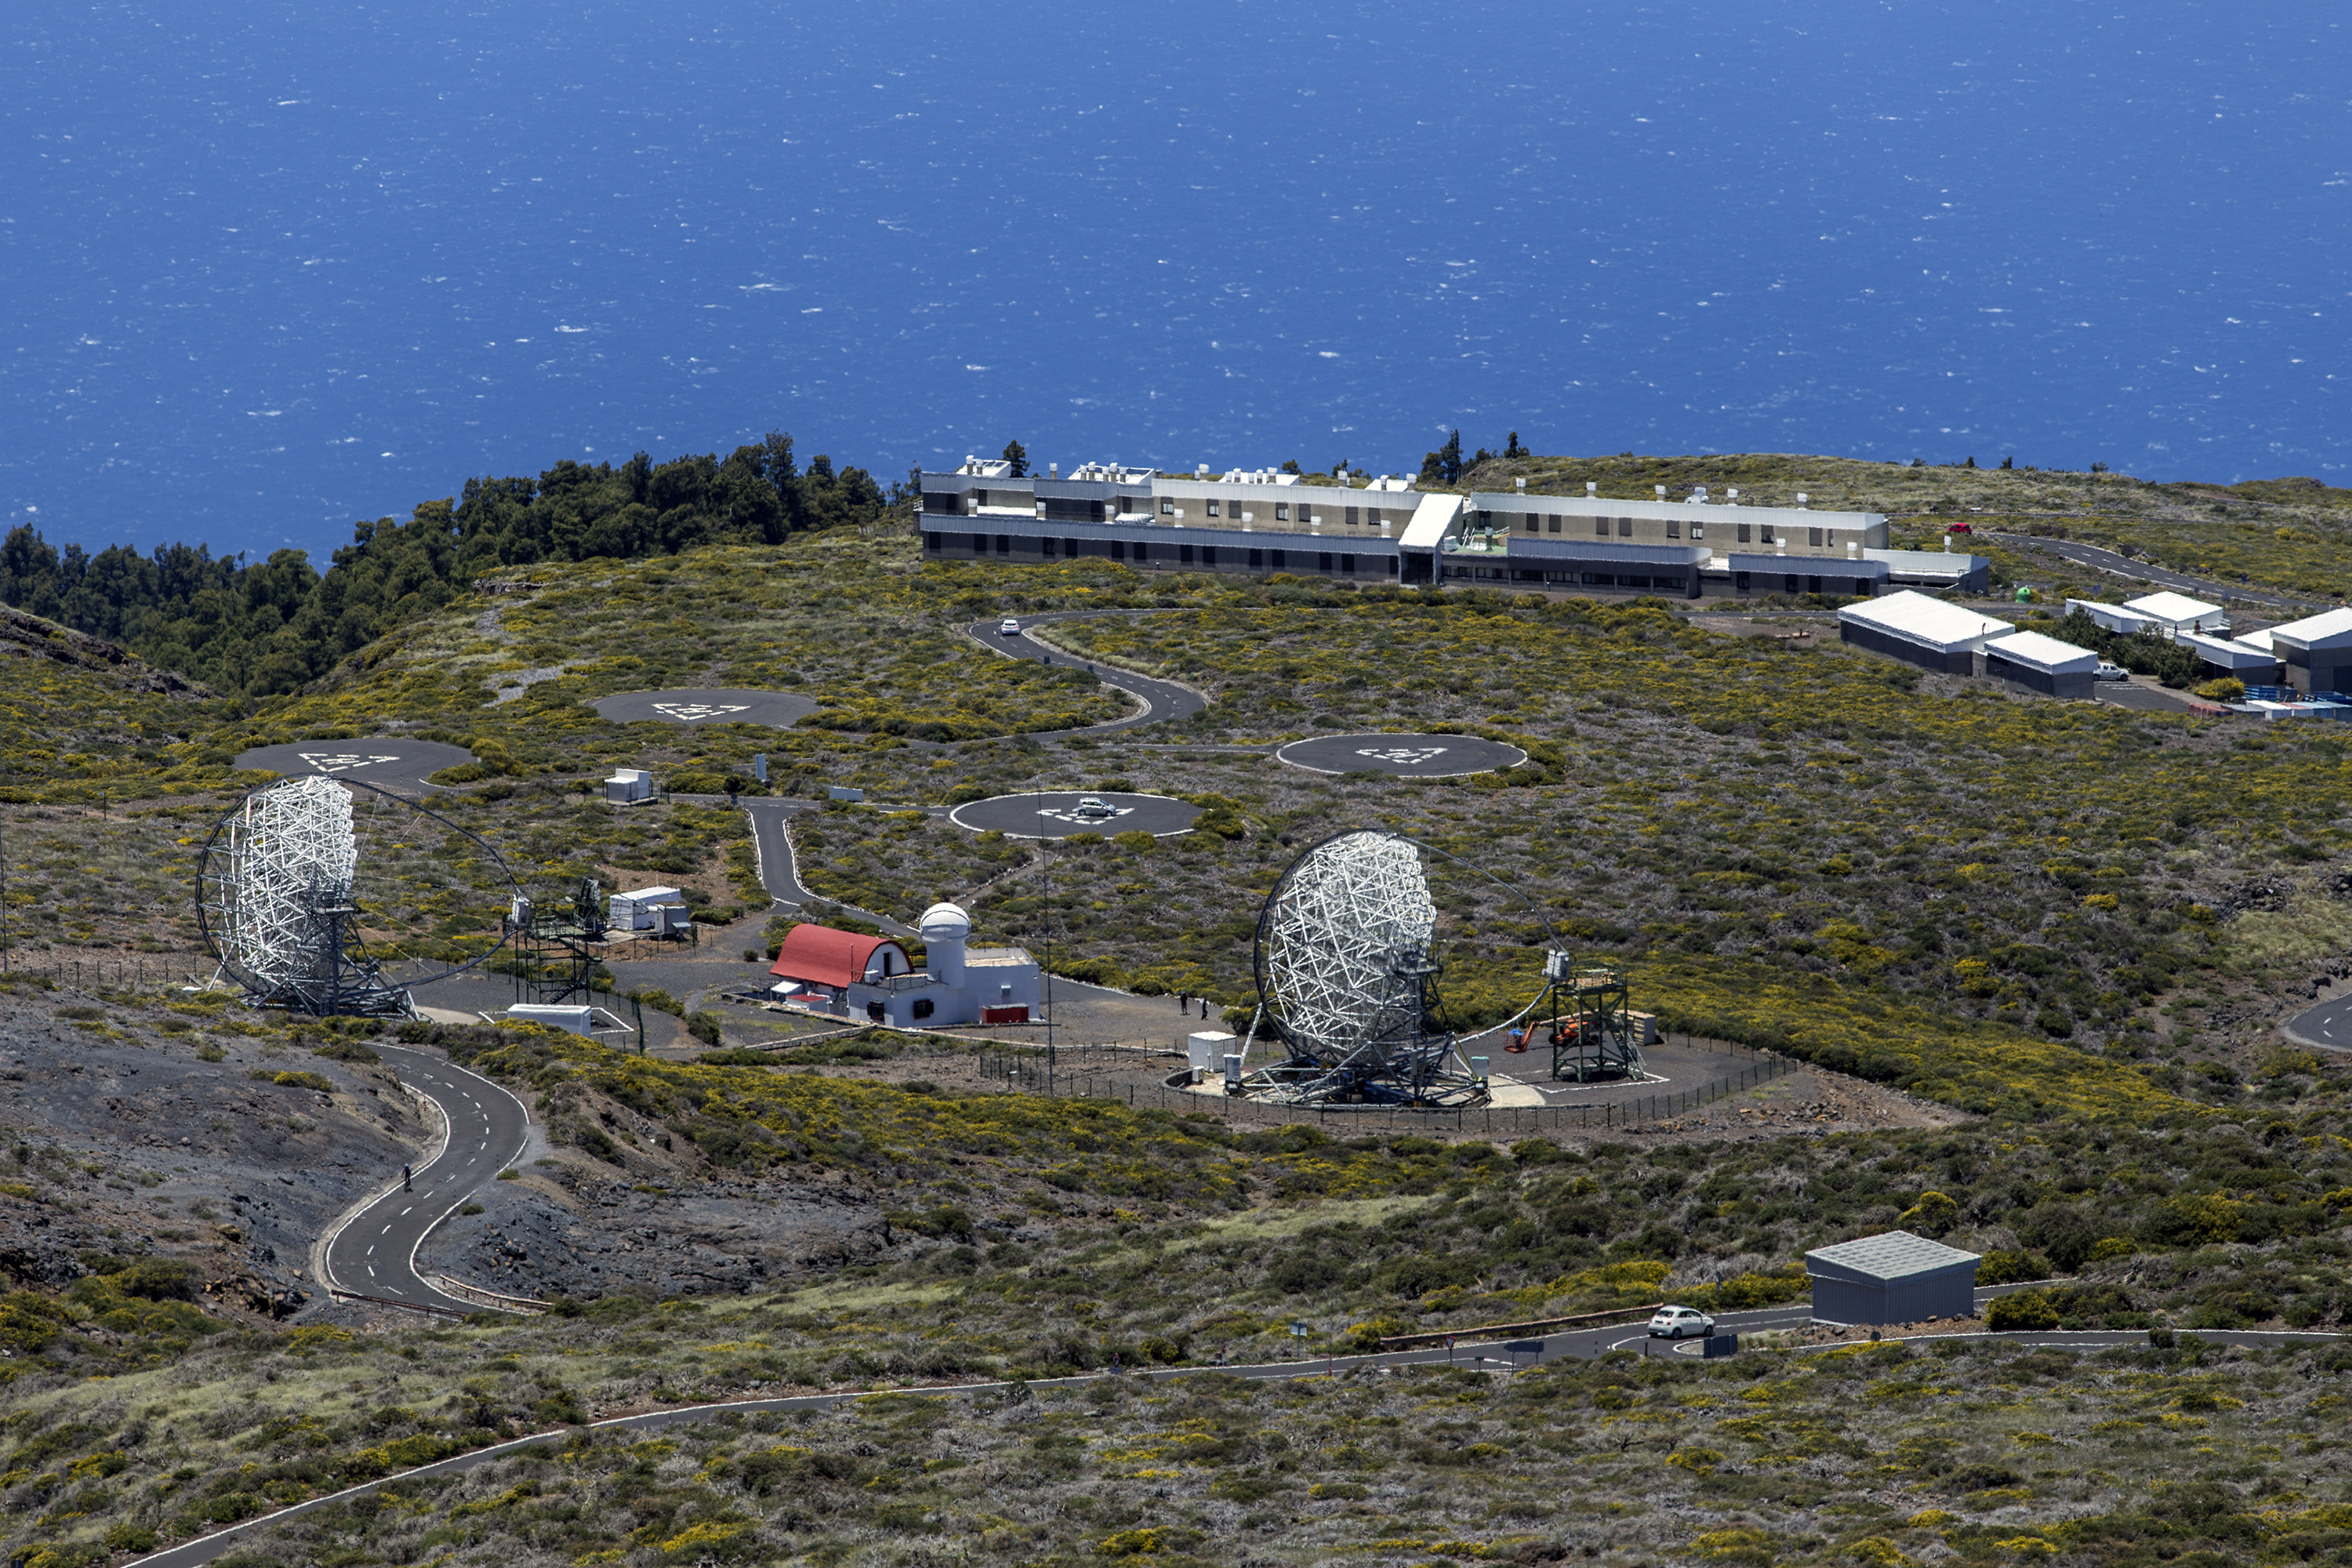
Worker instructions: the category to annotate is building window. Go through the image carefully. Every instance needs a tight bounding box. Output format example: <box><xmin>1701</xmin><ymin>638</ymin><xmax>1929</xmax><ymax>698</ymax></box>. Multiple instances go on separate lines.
<box><xmin>1760</xmin><ymin>525</ymin><xmax>1776</xmax><ymax>545</ymax></box>
<box><xmin>1737</xmin><ymin>523</ymin><xmax>1751</xmax><ymax>544</ymax></box>
<box><xmin>1134</xmin><ymin>542</ymin><xmax>1148</xmax><ymax>563</ymax></box>
<box><xmin>971</xmin><ymin>532</ymin><xmax>986</xmax><ymax>554</ymax></box>
<box><xmin>1248</xmin><ymin>548</ymin><xmax>1264</xmax><ymax>568</ymax></box>
<box><xmin>1201</xmin><ymin>546</ymin><xmax>1218</xmax><ymax>567</ymax></box>
<box><xmin>1069</xmin><ymin>538</ymin><xmax>1086</xmax><ymax>557</ymax></box>
<box><xmin>1806</xmin><ymin>575</ymin><xmax>1823</xmax><ymax>593</ymax></box>
<box><xmin>923</xmin><ymin>532</ymin><xmax>939</xmax><ymax>551</ymax></box>
<box><xmin>995</xmin><ymin>535</ymin><xmax>1011</xmax><ymax>554</ymax></box>
<box><xmin>1317</xmin><ymin>552</ymin><xmax>1333</xmax><ymax>572</ymax></box>
<box><xmin>1548</xmin><ymin>514</ymin><xmax>1561</xmax><ymax>532</ymax></box>
<box><xmin>866</xmin><ymin>1002</ymin><xmax>885</xmax><ymax>1022</ymax></box>
<box><xmin>1112</xmin><ymin>539</ymin><xmax>1126</xmax><ymax>561</ymax></box>
<box><xmin>1784</xmin><ymin>574</ymin><xmax>1801</xmax><ymax>593</ymax></box>
<box><xmin>1367</xmin><ymin>508</ymin><xmax>1382</xmax><ymax>526</ymax></box>
<box><xmin>1665</xmin><ymin>521</ymin><xmax>1679</xmax><ymax>539</ymax></box>
<box><xmin>1734</xmin><ymin>572</ymin><xmax>1751</xmax><ymax>592</ymax></box>
<box><xmin>1179</xmin><ymin>544</ymin><xmax>1195</xmax><ymax>563</ymax></box>
<box><xmin>1521</xmin><ymin>514</ymin><xmax>1536</xmax><ymax>532</ymax></box>
<box><xmin>1160</xmin><ymin>499</ymin><xmax>1175</xmax><ymax>516</ymax></box>
<box><xmin>1345</xmin><ymin>507</ymin><xmax>1359</xmax><ymax>527</ymax></box>
<box><xmin>1690</xmin><ymin>523</ymin><xmax>1704</xmax><ymax>540</ymax></box>
<box><xmin>1270</xmin><ymin>550</ymin><xmax>1287</xmax><ymax>569</ymax></box>
<box><xmin>1275</xmin><ymin>503</ymin><xmax>1289</xmax><ymax>522</ymax></box>
<box><xmin>1617</xmin><ymin>517</ymin><xmax>1632</xmax><ymax>537</ymax></box>
<box><xmin>1043</xmin><ymin>537</ymin><xmax>1057</xmax><ymax>557</ymax></box>
<box><xmin>1298</xmin><ymin>507</ymin><xmax>1312</xmax><ymax>526</ymax></box>
<box><xmin>1206</xmin><ymin>500</ymin><xmax>1219</xmax><ymax>518</ymax></box>
<box><xmin>1594</xmin><ymin>518</ymin><xmax>1609</xmax><ymax>538</ymax></box>
<box><xmin>1809</xmin><ymin>527</ymin><xmax>1824</xmax><ymax>548</ymax></box>
<box><xmin>1341</xmin><ymin>554</ymin><xmax>1356</xmax><ymax>572</ymax></box>
<box><xmin>912</xmin><ymin>998</ymin><xmax>934</xmax><ymax>1020</ymax></box>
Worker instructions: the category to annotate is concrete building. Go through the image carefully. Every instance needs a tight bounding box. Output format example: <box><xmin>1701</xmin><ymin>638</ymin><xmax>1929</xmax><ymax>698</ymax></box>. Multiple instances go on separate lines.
<box><xmin>918</xmin><ymin>456</ymin><xmax>1457</xmax><ymax>585</ymax></box>
<box><xmin>767</xmin><ymin>904</ymin><xmax>1040</xmax><ymax>1028</ymax></box>
<box><xmin>918</xmin><ymin>459</ymin><xmax>1987</xmax><ymax>598</ymax></box>
<box><xmin>2176</xmin><ymin>630</ymin><xmax>2282</xmax><ymax>685</ymax></box>
<box><xmin>2266</xmin><ymin>607</ymin><xmax>2352</xmax><ymax>695</ymax></box>
<box><xmin>1837</xmin><ymin>590</ymin><xmax>2016</xmax><ymax>674</ymax></box>
<box><xmin>2122</xmin><ymin>590</ymin><xmax>2229</xmax><ymax>637</ymax></box>
<box><xmin>1982</xmin><ymin>630</ymin><xmax>2099</xmax><ymax>699</ymax></box>
<box><xmin>1806</xmin><ymin>1231</ymin><xmax>1981</xmax><ymax>1327</ymax></box>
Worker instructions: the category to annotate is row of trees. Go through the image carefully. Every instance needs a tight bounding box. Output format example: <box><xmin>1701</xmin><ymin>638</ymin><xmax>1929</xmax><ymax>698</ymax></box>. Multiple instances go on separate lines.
<box><xmin>0</xmin><ymin>436</ymin><xmax>907</xmax><ymax>695</ymax></box>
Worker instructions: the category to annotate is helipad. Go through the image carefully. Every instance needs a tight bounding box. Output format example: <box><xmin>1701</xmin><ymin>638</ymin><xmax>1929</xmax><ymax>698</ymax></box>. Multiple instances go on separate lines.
<box><xmin>590</xmin><ymin>688</ymin><xmax>820</xmax><ymax>728</ymax></box>
<box><xmin>947</xmin><ymin>790</ymin><xmax>1201</xmax><ymax>840</ymax></box>
<box><xmin>1275</xmin><ymin>732</ymin><xmax>1529</xmax><ymax>778</ymax></box>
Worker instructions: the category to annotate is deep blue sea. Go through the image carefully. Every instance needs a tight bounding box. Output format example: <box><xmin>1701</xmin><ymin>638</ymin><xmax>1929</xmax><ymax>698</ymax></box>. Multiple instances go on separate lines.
<box><xmin>4</xmin><ymin>2</ymin><xmax>2347</xmax><ymax>562</ymax></box>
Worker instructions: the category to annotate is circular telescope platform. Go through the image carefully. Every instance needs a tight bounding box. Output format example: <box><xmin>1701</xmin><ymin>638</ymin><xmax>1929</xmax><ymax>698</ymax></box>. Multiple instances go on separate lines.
<box><xmin>234</xmin><ymin>739</ymin><xmax>477</xmax><ymax>794</ymax></box>
<box><xmin>590</xmin><ymin>688</ymin><xmax>819</xmax><ymax>727</ymax></box>
<box><xmin>948</xmin><ymin>790</ymin><xmax>1200</xmax><ymax>840</ymax></box>
<box><xmin>1276</xmin><ymin>732</ymin><xmax>1527</xmax><ymax>778</ymax></box>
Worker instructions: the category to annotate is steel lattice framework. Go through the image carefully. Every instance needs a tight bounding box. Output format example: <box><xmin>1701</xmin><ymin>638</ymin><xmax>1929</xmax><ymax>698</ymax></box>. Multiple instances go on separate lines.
<box><xmin>1245</xmin><ymin>829</ymin><xmax>1476</xmax><ymax>1105</ymax></box>
<box><xmin>215</xmin><ymin>775</ymin><xmax>358</xmax><ymax>991</ymax></box>
<box><xmin>196</xmin><ymin>774</ymin><xmax>520</xmax><ymax>1016</ymax></box>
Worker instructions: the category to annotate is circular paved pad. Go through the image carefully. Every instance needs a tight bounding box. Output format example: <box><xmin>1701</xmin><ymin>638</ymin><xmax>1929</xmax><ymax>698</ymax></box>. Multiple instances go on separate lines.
<box><xmin>590</xmin><ymin>688</ymin><xmax>819</xmax><ymax>728</ymax></box>
<box><xmin>1276</xmin><ymin>732</ymin><xmax>1528</xmax><ymax>778</ymax></box>
<box><xmin>949</xmin><ymin>791</ymin><xmax>1201</xmax><ymax>840</ymax></box>
<box><xmin>234</xmin><ymin>739</ymin><xmax>477</xmax><ymax>795</ymax></box>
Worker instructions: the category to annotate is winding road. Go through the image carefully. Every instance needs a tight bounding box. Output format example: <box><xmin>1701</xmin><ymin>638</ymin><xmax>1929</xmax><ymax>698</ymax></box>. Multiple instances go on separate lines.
<box><xmin>963</xmin><ymin>613</ymin><xmax>1207</xmax><ymax>734</ymax></box>
<box><xmin>318</xmin><ymin>1046</ymin><xmax>532</xmax><ymax>1314</ymax></box>
<box><xmin>1987</xmin><ymin>531</ymin><xmax>2318</xmax><ymax>614</ymax></box>
<box><xmin>2283</xmin><ymin>990</ymin><xmax>2352</xmax><ymax>1054</ymax></box>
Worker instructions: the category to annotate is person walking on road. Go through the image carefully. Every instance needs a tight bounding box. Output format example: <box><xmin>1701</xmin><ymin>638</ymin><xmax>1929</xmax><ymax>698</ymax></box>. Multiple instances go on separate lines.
<box><xmin>402</xmin><ymin>1163</ymin><xmax>412</xmax><ymax>1192</ymax></box>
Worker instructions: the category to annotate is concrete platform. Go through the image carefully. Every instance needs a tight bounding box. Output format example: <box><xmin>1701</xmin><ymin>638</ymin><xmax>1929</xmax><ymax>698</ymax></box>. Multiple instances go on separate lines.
<box><xmin>234</xmin><ymin>739</ymin><xmax>477</xmax><ymax>794</ymax></box>
<box><xmin>1185</xmin><ymin>1071</ymin><xmax>1546</xmax><ymax>1108</ymax></box>
<box><xmin>1276</xmin><ymin>732</ymin><xmax>1527</xmax><ymax>777</ymax></box>
<box><xmin>948</xmin><ymin>790</ymin><xmax>1200</xmax><ymax>839</ymax></box>
<box><xmin>589</xmin><ymin>688</ymin><xmax>819</xmax><ymax>727</ymax></box>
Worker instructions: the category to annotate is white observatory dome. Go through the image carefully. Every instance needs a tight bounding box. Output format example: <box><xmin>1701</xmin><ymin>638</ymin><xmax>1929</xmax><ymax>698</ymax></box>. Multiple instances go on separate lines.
<box><xmin>918</xmin><ymin>902</ymin><xmax>971</xmax><ymax>935</ymax></box>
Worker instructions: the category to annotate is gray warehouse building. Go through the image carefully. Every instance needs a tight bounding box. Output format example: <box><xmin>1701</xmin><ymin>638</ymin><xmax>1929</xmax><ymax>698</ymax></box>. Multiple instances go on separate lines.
<box><xmin>1806</xmin><ymin>1230</ymin><xmax>1981</xmax><ymax>1327</ymax></box>
<box><xmin>1836</xmin><ymin>590</ymin><xmax>2015</xmax><ymax>675</ymax></box>
<box><xmin>2268</xmin><ymin>607</ymin><xmax>2352</xmax><ymax>695</ymax></box>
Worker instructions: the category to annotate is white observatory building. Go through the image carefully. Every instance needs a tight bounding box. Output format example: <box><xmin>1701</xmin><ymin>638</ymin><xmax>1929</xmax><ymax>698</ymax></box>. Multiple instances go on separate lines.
<box><xmin>767</xmin><ymin>901</ymin><xmax>1040</xmax><ymax>1027</ymax></box>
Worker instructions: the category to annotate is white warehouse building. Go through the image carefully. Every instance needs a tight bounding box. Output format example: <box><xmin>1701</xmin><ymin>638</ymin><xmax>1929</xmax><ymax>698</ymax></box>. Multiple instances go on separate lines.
<box><xmin>1837</xmin><ymin>590</ymin><xmax>2016</xmax><ymax>675</ymax></box>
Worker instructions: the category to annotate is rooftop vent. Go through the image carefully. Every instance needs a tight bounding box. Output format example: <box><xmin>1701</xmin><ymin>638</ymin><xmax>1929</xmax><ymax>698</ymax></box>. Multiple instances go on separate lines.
<box><xmin>1796</xmin><ymin>492</ymin><xmax>1810</xmax><ymax>508</ymax></box>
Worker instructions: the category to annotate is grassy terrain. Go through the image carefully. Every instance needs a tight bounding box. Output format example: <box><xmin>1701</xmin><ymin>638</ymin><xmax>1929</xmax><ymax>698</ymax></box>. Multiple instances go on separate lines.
<box><xmin>10</xmin><ymin>1006</ymin><xmax>2352</xmax><ymax>1567</ymax></box>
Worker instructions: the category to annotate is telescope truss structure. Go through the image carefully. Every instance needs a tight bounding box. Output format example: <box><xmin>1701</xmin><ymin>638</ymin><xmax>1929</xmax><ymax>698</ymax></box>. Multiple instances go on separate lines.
<box><xmin>1240</xmin><ymin>829</ymin><xmax>1486</xmax><ymax>1108</ymax></box>
<box><xmin>509</xmin><ymin>877</ymin><xmax>610</xmax><ymax>1007</ymax></box>
<box><xmin>1540</xmin><ymin>957</ymin><xmax>1649</xmax><ymax>1083</ymax></box>
<box><xmin>196</xmin><ymin>774</ymin><xmax>517</xmax><ymax>1017</ymax></box>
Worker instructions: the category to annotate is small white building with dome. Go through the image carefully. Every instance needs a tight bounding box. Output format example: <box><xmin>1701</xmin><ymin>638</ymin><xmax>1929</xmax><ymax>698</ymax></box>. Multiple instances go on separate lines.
<box><xmin>830</xmin><ymin>902</ymin><xmax>1043</xmax><ymax>1029</ymax></box>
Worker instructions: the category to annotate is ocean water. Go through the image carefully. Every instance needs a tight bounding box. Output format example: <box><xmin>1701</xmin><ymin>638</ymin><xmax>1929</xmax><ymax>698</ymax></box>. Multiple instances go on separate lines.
<box><xmin>3</xmin><ymin>0</ymin><xmax>2346</xmax><ymax>562</ymax></box>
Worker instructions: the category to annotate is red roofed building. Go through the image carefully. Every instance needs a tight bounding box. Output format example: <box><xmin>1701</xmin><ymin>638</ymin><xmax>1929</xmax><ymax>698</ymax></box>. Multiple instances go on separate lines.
<box><xmin>768</xmin><ymin>924</ymin><xmax>911</xmax><ymax>997</ymax></box>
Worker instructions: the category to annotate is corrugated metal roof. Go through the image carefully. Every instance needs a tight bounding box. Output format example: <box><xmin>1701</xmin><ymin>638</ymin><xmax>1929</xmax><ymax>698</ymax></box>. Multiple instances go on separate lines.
<box><xmin>1837</xmin><ymin>590</ymin><xmax>2014</xmax><ymax>652</ymax></box>
<box><xmin>1984</xmin><ymin>630</ymin><xmax>2099</xmax><ymax>674</ymax></box>
<box><xmin>2267</xmin><ymin>607</ymin><xmax>2352</xmax><ymax>652</ymax></box>
<box><xmin>771</xmin><ymin>925</ymin><xmax>908</xmax><ymax>990</ymax></box>
<box><xmin>1806</xmin><ymin>1229</ymin><xmax>1980</xmax><ymax>1283</ymax></box>
<box><xmin>2123</xmin><ymin>590</ymin><xmax>2224</xmax><ymax>624</ymax></box>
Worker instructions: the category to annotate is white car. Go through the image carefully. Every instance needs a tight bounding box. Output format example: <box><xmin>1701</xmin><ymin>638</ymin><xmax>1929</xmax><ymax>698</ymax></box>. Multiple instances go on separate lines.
<box><xmin>1647</xmin><ymin>1305</ymin><xmax>1716</xmax><ymax>1340</ymax></box>
<box><xmin>999</xmin><ymin>618</ymin><xmax>1022</xmax><ymax>637</ymax></box>
<box><xmin>2093</xmin><ymin>661</ymin><xmax>2129</xmax><ymax>682</ymax></box>
<box><xmin>1074</xmin><ymin>796</ymin><xmax>1116</xmax><ymax>819</ymax></box>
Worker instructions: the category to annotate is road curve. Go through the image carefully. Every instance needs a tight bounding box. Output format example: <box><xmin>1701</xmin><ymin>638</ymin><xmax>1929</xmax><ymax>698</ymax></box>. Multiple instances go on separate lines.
<box><xmin>1987</xmin><ymin>531</ymin><xmax>2317</xmax><ymax>613</ymax></box>
<box><xmin>963</xmin><ymin>613</ymin><xmax>1207</xmax><ymax>734</ymax></box>
<box><xmin>2283</xmin><ymin>990</ymin><xmax>2352</xmax><ymax>1054</ymax></box>
<box><xmin>321</xmin><ymin>1045</ymin><xmax>532</xmax><ymax>1312</ymax></box>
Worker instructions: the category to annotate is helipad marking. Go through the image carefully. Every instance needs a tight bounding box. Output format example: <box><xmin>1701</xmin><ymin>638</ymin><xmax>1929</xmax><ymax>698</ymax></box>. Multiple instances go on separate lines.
<box><xmin>650</xmin><ymin>702</ymin><xmax>751</xmax><ymax>723</ymax></box>
<box><xmin>1355</xmin><ymin>746</ymin><xmax>1450</xmax><ymax>766</ymax></box>
<box><xmin>1035</xmin><ymin>804</ymin><xmax>1135</xmax><ymax>826</ymax></box>
<box><xmin>297</xmin><ymin>752</ymin><xmax>403</xmax><ymax>772</ymax></box>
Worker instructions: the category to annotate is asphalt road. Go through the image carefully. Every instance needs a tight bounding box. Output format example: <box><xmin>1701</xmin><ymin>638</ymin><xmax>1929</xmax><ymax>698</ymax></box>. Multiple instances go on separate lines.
<box><xmin>1987</xmin><ymin>531</ymin><xmax>2316</xmax><ymax>613</ymax></box>
<box><xmin>321</xmin><ymin>1046</ymin><xmax>532</xmax><ymax>1312</ymax></box>
<box><xmin>127</xmin><ymin>1289</ymin><xmax>2339</xmax><ymax>1568</ymax></box>
<box><xmin>964</xmin><ymin>613</ymin><xmax>1206</xmax><ymax>733</ymax></box>
<box><xmin>2283</xmin><ymin>990</ymin><xmax>2352</xmax><ymax>1054</ymax></box>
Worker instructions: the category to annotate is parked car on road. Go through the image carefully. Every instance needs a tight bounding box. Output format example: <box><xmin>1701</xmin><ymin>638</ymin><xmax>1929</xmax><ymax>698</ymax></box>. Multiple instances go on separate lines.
<box><xmin>2094</xmin><ymin>661</ymin><xmax>2129</xmax><ymax>682</ymax></box>
<box><xmin>1946</xmin><ymin>521</ymin><xmax>1973</xmax><ymax>534</ymax></box>
<box><xmin>999</xmin><ymin>619</ymin><xmax>1022</xmax><ymax>636</ymax></box>
<box><xmin>1647</xmin><ymin>1305</ymin><xmax>1716</xmax><ymax>1339</ymax></box>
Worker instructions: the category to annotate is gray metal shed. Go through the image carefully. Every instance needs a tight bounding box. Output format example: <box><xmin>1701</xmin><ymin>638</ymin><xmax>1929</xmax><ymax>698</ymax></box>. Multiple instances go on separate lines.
<box><xmin>1806</xmin><ymin>1230</ymin><xmax>1980</xmax><ymax>1326</ymax></box>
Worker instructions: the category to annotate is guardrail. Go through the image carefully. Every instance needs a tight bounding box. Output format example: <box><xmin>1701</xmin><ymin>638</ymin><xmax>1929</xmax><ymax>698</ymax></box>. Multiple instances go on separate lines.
<box><xmin>1377</xmin><ymin>1303</ymin><xmax>1664</xmax><ymax>1350</ymax></box>
<box><xmin>434</xmin><ymin>1274</ymin><xmax>547</xmax><ymax>1316</ymax></box>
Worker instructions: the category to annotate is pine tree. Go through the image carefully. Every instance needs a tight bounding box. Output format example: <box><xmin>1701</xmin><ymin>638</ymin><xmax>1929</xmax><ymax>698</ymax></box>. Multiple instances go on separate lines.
<box><xmin>1001</xmin><ymin>440</ymin><xmax>1029</xmax><ymax>478</ymax></box>
<box><xmin>1439</xmin><ymin>430</ymin><xmax>1464</xmax><ymax>485</ymax></box>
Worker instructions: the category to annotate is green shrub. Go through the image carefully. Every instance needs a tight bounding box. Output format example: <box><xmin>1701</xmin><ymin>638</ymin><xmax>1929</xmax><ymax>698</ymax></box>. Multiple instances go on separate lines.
<box><xmin>1975</xmin><ymin>1250</ymin><xmax>2053</xmax><ymax>1287</ymax></box>
<box><xmin>1985</xmin><ymin>1290</ymin><xmax>2060</xmax><ymax>1332</ymax></box>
